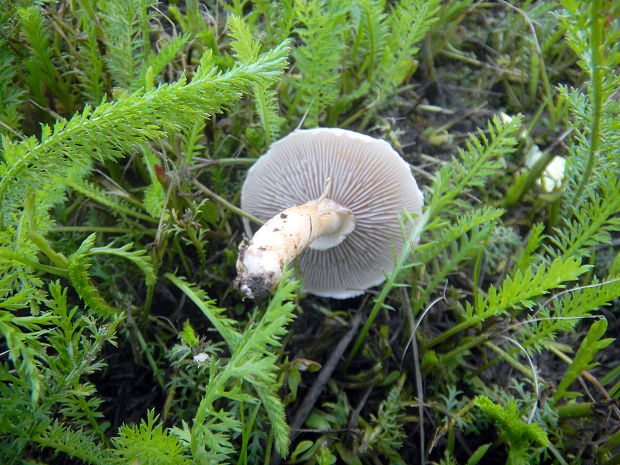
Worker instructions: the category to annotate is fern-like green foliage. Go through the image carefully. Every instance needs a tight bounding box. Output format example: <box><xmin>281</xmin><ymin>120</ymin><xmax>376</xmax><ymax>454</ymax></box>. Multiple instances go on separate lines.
<box><xmin>0</xmin><ymin>294</ymin><xmax>56</xmax><ymax>403</ymax></box>
<box><xmin>34</xmin><ymin>421</ymin><xmax>110</xmax><ymax>465</ymax></box>
<box><xmin>140</xmin><ymin>145</ymin><xmax>167</xmax><ymax>217</ymax></box>
<box><xmin>0</xmin><ymin>40</ymin><xmax>24</xmax><ymax>135</ymax></box>
<box><xmin>518</xmin><ymin>277</ymin><xmax>620</xmax><ymax>354</ymax></box>
<box><xmin>512</xmin><ymin>223</ymin><xmax>545</xmax><ymax>273</ymax></box>
<box><xmin>91</xmin><ymin>240</ymin><xmax>156</xmax><ymax>287</ymax></box>
<box><xmin>0</xmin><ymin>42</ymin><xmax>289</xmax><ymax>222</ymax></box>
<box><xmin>472</xmin><ymin>256</ymin><xmax>588</xmax><ymax>318</ymax></box>
<box><xmin>68</xmin><ymin>234</ymin><xmax>119</xmax><ymax>318</ymax></box>
<box><xmin>165</xmin><ymin>273</ymin><xmax>240</xmax><ymax>348</ymax></box>
<box><xmin>553</xmin><ymin>318</ymin><xmax>614</xmax><ymax>402</ymax></box>
<box><xmin>0</xmin><ymin>1</ymin><xmax>617</xmax><ymax>463</ymax></box>
<box><xmin>75</xmin><ymin>19</ymin><xmax>106</xmax><ymax>104</ymax></box>
<box><xmin>474</xmin><ymin>395</ymin><xmax>549</xmax><ymax>465</ymax></box>
<box><xmin>545</xmin><ymin>178</ymin><xmax>620</xmax><ymax>261</ymax></box>
<box><xmin>167</xmin><ymin>0</ymin><xmax>220</xmax><ymax>58</ymax></box>
<box><xmin>142</xmin><ymin>33</ymin><xmax>191</xmax><ymax>90</ymax></box>
<box><xmin>362</xmin><ymin>375</ymin><xmax>409</xmax><ymax>459</ymax></box>
<box><xmin>99</xmin><ymin>0</ymin><xmax>155</xmax><ymax>89</ymax></box>
<box><xmin>292</xmin><ymin>0</ymin><xmax>350</xmax><ymax>127</ymax></box>
<box><xmin>350</xmin><ymin>0</ymin><xmax>388</xmax><ymax>84</ymax></box>
<box><xmin>228</xmin><ymin>14</ymin><xmax>285</xmax><ymax>146</ymax></box>
<box><xmin>17</xmin><ymin>6</ymin><xmax>74</xmax><ymax>112</ymax></box>
<box><xmin>428</xmin><ymin>115</ymin><xmax>524</xmax><ymax>218</ymax></box>
<box><xmin>557</xmin><ymin>0</ymin><xmax>619</xmax><ymax>205</ymax></box>
<box><xmin>113</xmin><ymin>410</ymin><xmax>191</xmax><ymax>465</ymax></box>
<box><xmin>0</xmin><ymin>280</ymin><xmax>120</xmax><ymax>463</ymax></box>
<box><xmin>0</xmin><ymin>39</ymin><xmax>290</xmax><ymax>320</ymax></box>
<box><xmin>65</xmin><ymin>169</ymin><xmax>158</xmax><ymax>224</ymax></box>
<box><xmin>167</xmin><ymin>267</ymin><xmax>299</xmax><ymax>460</ymax></box>
<box><xmin>414</xmin><ymin>206</ymin><xmax>504</xmax><ymax>315</ymax></box>
<box><xmin>373</xmin><ymin>0</ymin><xmax>440</xmax><ymax>99</ymax></box>
<box><xmin>350</xmin><ymin>114</ymin><xmax>524</xmax><ymax>361</ymax></box>
<box><xmin>44</xmin><ymin>281</ymin><xmax>118</xmax><ymax>427</ymax></box>
<box><xmin>176</xmin><ymin>267</ymin><xmax>299</xmax><ymax>462</ymax></box>
<box><xmin>279</xmin><ymin>0</ymin><xmax>441</xmax><ymax>125</ymax></box>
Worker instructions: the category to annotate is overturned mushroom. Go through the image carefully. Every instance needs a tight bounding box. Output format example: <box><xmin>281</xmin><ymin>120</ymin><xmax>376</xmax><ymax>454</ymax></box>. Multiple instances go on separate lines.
<box><xmin>235</xmin><ymin>128</ymin><xmax>423</xmax><ymax>299</ymax></box>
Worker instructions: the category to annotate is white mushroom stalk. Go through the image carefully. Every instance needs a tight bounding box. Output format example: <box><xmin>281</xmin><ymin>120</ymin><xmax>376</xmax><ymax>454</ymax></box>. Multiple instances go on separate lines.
<box><xmin>235</xmin><ymin>179</ymin><xmax>355</xmax><ymax>299</ymax></box>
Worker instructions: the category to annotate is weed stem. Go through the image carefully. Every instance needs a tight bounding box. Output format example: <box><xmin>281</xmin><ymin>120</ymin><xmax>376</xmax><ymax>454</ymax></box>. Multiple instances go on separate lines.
<box><xmin>574</xmin><ymin>0</ymin><xmax>603</xmax><ymax>200</ymax></box>
<box><xmin>193</xmin><ymin>179</ymin><xmax>263</xmax><ymax>226</ymax></box>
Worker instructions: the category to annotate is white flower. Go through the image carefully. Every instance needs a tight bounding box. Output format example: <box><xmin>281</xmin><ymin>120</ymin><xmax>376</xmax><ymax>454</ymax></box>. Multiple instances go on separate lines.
<box><xmin>193</xmin><ymin>353</ymin><xmax>209</xmax><ymax>363</ymax></box>
<box><xmin>499</xmin><ymin>112</ymin><xmax>513</xmax><ymax>124</ymax></box>
<box><xmin>541</xmin><ymin>155</ymin><xmax>566</xmax><ymax>192</ymax></box>
<box><xmin>525</xmin><ymin>144</ymin><xmax>566</xmax><ymax>192</ymax></box>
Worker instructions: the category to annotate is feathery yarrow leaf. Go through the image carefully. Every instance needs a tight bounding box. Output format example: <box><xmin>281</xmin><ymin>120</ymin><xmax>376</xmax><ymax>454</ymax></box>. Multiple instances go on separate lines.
<box><xmin>519</xmin><ymin>277</ymin><xmax>620</xmax><ymax>354</ymax></box>
<box><xmin>165</xmin><ymin>272</ymin><xmax>241</xmax><ymax>348</ymax></box>
<box><xmin>292</xmin><ymin>0</ymin><xmax>351</xmax><ymax>127</ymax></box>
<box><xmin>473</xmin><ymin>256</ymin><xmax>589</xmax><ymax>317</ymax></box>
<box><xmin>545</xmin><ymin>178</ymin><xmax>620</xmax><ymax>261</ymax></box>
<box><xmin>68</xmin><ymin>234</ymin><xmax>119</xmax><ymax>318</ymax></box>
<box><xmin>91</xmin><ymin>242</ymin><xmax>156</xmax><ymax>286</ymax></box>
<box><xmin>0</xmin><ymin>41</ymin><xmax>290</xmax><ymax>224</ymax></box>
<box><xmin>113</xmin><ymin>410</ymin><xmax>191</xmax><ymax>465</ymax></box>
<box><xmin>553</xmin><ymin>318</ymin><xmax>614</xmax><ymax>402</ymax></box>
<box><xmin>474</xmin><ymin>395</ymin><xmax>550</xmax><ymax>460</ymax></box>
<box><xmin>428</xmin><ymin>115</ymin><xmax>523</xmax><ymax>218</ymax></box>
<box><xmin>34</xmin><ymin>421</ymin><xmax>109</xmax><ymax>465</ymax></box>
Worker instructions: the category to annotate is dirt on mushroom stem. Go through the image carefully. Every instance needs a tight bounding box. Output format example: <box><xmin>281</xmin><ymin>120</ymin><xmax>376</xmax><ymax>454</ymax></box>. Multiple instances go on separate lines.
<box><xmin>235</xmin><ymin>195</ymin><xmax>355</xmax><ymax>299</ymax></box>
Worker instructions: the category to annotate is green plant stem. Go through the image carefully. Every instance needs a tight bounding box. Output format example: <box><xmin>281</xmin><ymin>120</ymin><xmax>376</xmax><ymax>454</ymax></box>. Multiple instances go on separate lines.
<box><xmin>505</xmin><ymin>150</ymin><xmax>554</xmax><ymax>207</ymax></box>
<box><xmin>28</xmin><ymin>231</ymin><xmax>69</xmax><ymax>268</ymax></box>
<box><xmin>51</xmin><ymin>226</ymin><xmax>157</xmax><ymax>234</ymax></box>
<box><xmin>101</xmin><ymin>202</ymin><xmax>159</xmax><ymax>224</ymax></box>
<box><xmin>602</xmin><ymin>452</ymin><xmax>620</xmax><ymax>465</ymax></box>
<box><xmin>340</xmin><ymin>99</ymin><xmax>379</xmax><ymax>128</ymax></box>
<box><xmin>525</xmin><ymin>92</ymin><xmax>551</xmax><ymax>135</ymax></box>
<box><xmin>127</xmin><ymin>312</ymin><xmax>165</xmax><ymax>387</ymax></box>
<box><xmin>547</xmin><ymin>444</ymin><xmax>570</xmax><ymax>465</ymax></box>
<box><xmin>164</xmin><ymin>272</ymin><xmax>237</xmax><ymax>347</ymax></box>
<box><xmin>601</xmin><ymin>429</ymin><xmax>620</xmax><ymax>458</ymax></box>
<box><xmin>556</xmin><ymin>402</ymin><xmax>593</xmax><ymax>420</ymax></box>
<box><xmin>264</xmin><ymin>431</ymin><xmax>274</xmax><ymax>465</ymax></box>
<box><xmin>497</xmin><ymin>0</ymin><xmax>556</xmax><ymax>118</ymax></box>
<box><xmin>422</xmin><ymin>315</ymin><xmax>484</xmax><ymax>351</ymax></box>
<box><xmin>0</xmin><ymin>248</ymin><xmax>68</xmax><ymax>277</ymax></box>
<box><xmin>440</xmin><ymin>334</ymin><xmax>487</xmax><ymax>364</ymax></box>
<box><xmin>485</xmin><ymin>340</ymin><xmax>535</xmax><ymax>379</ymax></box>
<box><xmin>188</xmin><ymin>157</ymin><xmax>257</xmax><ymax>170</ymax></box>
<box><xmin>192</xmin><ymin>179</ymin><xmax>263</xmax><ymax>226</ymax></box>
<box><xmin>548</xmin><ymin>343</ymin><xmax>572</xmax><ymax>364</ymax></box>
<box><xmin>183</xmin><ymin>224</ymin><xmax>206</xmax><ymax>271</ymax></box>
<box><xmin>143</xmin><ymin>282</ymin><xmax>156</xmax><ymax>316</ymax></box>
<box><xmin>574</xmin><ymin>0</ymin><xmax>603</xmax><ymax>200</ymax></box>
<box><xmin>345</xmin><ymin>210</ymin><xmax>430</xmax><ymax>368</ymax></box>
<box><xmin>472</xmin><ymin>247</ymin><xmax>484</xmax><ymax>304</ymax></box>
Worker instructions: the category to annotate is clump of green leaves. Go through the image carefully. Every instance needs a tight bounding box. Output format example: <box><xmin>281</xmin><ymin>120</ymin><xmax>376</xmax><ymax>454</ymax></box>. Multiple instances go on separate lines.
<box><xmin>474</xmin><ymin>395</ymin><xmax>550</xmax><ymax>465</ymax></box>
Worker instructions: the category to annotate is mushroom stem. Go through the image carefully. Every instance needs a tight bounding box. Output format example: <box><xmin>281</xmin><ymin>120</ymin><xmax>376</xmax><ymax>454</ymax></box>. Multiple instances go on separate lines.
<box><xmin>235</xmin><ymin>194</ymin><xmax>355</xmax><ymax>299</ymax></box>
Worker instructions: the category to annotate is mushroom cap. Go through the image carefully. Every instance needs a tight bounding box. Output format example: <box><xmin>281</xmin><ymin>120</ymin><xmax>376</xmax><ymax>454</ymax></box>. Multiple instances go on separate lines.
<box><xmin>240</xmin><ymin>128</ymin><xmax>424</xmax><ymax>299</ymax></box>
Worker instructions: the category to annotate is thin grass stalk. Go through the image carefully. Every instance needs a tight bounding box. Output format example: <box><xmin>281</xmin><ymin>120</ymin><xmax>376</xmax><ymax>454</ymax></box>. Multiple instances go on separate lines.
<box><xmin>345</xmin><ymin>209</ymin><xmax>430</xmax><ymax>368</ymax></box>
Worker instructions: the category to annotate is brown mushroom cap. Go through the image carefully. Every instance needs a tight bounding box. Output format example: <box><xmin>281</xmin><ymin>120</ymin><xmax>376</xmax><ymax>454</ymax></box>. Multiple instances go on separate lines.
<box><xmin>241</xmin><ymin>128</ymin><xmax>423</xmax><ymax>298</ymax></box>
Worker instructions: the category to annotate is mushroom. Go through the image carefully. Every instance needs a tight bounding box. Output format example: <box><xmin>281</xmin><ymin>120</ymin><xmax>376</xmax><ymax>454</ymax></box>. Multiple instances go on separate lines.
<box><xmin>235</xmin><ymin>128</ymin><xmax>423</xmax><ymax>299</ymax></box>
